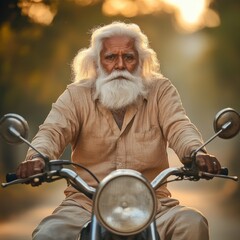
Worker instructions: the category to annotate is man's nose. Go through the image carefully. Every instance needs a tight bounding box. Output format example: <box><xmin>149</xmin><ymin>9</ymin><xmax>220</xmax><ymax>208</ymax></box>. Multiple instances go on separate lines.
<box><xmin>115</xmin><ymin>56</ymin><xmax>125</xmax><ymax>70</ymax></box>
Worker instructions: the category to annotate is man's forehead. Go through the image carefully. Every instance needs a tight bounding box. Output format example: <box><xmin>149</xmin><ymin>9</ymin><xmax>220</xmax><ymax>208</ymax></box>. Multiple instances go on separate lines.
<box><xmin>101</xmin><ymin>35</ymin><xmax>136</xmax><ymax>50</ymax></box>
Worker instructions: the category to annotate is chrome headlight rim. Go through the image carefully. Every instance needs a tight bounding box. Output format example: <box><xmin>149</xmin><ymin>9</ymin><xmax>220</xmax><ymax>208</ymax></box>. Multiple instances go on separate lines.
<box><xmin>93</xmin><ymin>169</ymin><xmax>157</xmax><ymax>236</ymax></box>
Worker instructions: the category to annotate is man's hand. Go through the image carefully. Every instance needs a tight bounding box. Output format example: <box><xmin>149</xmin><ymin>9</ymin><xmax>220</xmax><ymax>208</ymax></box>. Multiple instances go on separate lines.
<box><xmin>195</xmin><ymin>152</ymin><xmax>221</xmax><ymax>174</ymax></box>
<box><xmin>16</xmin><ymin>157</ymin><xmax>45</xmax><ymax>179</ymax></box>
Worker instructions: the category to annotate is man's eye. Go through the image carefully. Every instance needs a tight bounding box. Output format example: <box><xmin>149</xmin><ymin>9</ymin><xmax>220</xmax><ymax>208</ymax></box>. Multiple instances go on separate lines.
<box><xmin>124</xmin><ymin>54</ymin><xmax>135</xmax><ymax>61</ymax></box>
<box><xmin>105</xmin><ymin>55</ymin><xmax>115</xmax><ymax>60</ymax></box>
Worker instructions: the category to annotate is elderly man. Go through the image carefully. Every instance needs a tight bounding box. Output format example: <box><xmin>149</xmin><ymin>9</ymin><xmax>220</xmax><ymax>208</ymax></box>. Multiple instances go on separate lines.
<box><xmin>17</xmin><ymin>21</ymin><xmax>221</xmax><ymax>240</ymax></box>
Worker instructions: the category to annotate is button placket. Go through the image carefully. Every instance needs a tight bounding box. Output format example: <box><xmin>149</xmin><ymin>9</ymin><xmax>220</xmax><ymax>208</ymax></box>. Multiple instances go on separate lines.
<box><xmin>115</xmin><ymin>135</ymin><xmax>125</xmax><ymax>169</ymax></box>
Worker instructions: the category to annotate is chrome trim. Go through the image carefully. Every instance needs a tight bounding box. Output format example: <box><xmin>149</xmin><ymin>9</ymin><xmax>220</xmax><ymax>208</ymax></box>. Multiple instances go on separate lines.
<box><xmin>151</xmin><ymin>167</ymin><xmax>183</xmax><ymax>190</ymax></box>
<box><xmin>59</xmin><ymin>168</ymin><xmax>96</xmax><ymax>195</ymax></box>
<box><xmin>93</xmin><ymin>169</ymin><xmax>157</xmax><ymax>236</ymax></box>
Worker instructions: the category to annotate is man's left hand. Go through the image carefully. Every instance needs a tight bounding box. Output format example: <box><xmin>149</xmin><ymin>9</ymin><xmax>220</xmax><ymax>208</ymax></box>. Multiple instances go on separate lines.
<box><xmin>195</xmin><ymin>152</ymin><xmax>221</xmax><ymax>174</ymax></box>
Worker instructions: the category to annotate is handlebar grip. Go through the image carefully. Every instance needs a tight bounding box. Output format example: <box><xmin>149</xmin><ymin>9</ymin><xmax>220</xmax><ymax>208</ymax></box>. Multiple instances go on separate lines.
<box><xmin>6</xmin><ymin>173</ymin><xmax>18</xmax><ymax>182</ymax></box>
<box><xmin>220</xmin><ymin>167</ymin><xmax>228</xmax><ymax>176</ymax></box>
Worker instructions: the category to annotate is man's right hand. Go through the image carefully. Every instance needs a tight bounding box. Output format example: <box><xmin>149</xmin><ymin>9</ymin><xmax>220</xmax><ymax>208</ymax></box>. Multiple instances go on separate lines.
<box><xmin>16</xmin><ymin>158</ymin><xmax>45</xmax><ymax>179</ymax></box>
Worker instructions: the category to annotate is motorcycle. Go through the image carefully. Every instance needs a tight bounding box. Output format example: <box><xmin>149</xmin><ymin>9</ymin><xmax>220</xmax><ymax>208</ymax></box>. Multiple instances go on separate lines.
<box><xmin>0</xmin><ymin>108</ymin><xmax>239</xmax><ymax>240</ymax></box>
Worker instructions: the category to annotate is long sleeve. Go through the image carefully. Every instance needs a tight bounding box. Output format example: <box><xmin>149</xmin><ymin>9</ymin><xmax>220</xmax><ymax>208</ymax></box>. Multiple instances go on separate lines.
<box><xmin>157</xmin><ymin>79</ymin><xmax>205</xmax><ymax>162</ymax></box>
<box><xmin>26</xmin><ymin>86</ymin><xmax>80</xmax><ymax>160</ymax></box>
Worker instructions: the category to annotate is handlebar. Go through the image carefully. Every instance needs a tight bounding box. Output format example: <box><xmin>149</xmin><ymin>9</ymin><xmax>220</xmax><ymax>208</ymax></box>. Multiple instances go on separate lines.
<box><xmin>3</xmin><ymin>167</ymin><xmax>232</xmax><ymax>186</ymax></box>
<box><xmin>1</xmin><ymin>161</ymin><xmax>238</xmax><ymax>194</ymax></box>
<box><xmin>2</xmin><ymin>160</ymin><xmax>96</xmax><ymax>199</ymax></box>
<box><xmin>151</xmin><ymin>167</ymin><xmax>238</xmax><ymax>190</ymax></box>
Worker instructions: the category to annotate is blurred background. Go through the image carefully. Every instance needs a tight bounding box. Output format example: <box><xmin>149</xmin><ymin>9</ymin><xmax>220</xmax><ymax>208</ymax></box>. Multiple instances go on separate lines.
<box><xmin>0</xmin><ymin>0</ymin><xmax>239</xmax><ymax>239</ymax></box>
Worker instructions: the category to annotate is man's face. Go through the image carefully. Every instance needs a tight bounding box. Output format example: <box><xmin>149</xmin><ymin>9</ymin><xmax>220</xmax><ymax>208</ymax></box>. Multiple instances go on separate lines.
<box><xmin>100</xmin><ymin>36</ymin><xmax>139</xmax><ymax>74</ymax></box>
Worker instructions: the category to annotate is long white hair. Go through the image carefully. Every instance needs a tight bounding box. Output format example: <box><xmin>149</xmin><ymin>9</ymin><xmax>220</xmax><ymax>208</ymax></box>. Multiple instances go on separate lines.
<box><xmin>71</xmin><ymin>21</ymin><xmax>162</xmax><ymax>84</ymax></box>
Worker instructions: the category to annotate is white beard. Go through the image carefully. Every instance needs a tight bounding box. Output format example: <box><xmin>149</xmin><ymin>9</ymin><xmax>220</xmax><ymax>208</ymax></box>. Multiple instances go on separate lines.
<box><xmin>95</xmin><ymin>68</ymin><xmax>147</xmax><ymax>110</ymax></box>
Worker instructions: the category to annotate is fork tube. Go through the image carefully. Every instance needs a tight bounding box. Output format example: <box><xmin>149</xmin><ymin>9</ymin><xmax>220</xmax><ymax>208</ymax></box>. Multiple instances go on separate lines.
<box><xmin>148</xmin><ymin>221</ymin><xmax>160</xmax><ymax>240</ymax></box>
<box><xmin>90</xmin><ymin>215</ymin><xmax>101</xmax><ymax>240</ymax></box>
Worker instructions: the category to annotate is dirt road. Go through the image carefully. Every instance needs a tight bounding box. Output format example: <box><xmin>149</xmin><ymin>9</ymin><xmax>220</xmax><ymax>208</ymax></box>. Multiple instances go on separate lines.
<box><xmin>0</xmin><ymin>182</ymin><xmax>239</xmax><ymax>240</ymax></box>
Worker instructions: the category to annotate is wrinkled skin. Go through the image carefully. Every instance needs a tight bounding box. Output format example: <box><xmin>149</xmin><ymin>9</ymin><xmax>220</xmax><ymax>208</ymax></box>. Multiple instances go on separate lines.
<box><xmin>16</xmin><ymin>157</ymin><xmax>45</xmax><ymax>179</ymax></box>
<box><xmin>195</xmin><ymin>152</ymin><xmax>221</xmax><ymax>174</ymax></box>
<box><xmin>100</xmin><ymin>36</ymin><xmax>139</xmax><ymax>74</ymax></box>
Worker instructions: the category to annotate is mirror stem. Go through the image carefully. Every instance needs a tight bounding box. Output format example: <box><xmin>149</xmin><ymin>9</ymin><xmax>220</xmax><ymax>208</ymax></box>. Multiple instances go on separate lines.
<box><xmin>192</xmin><ymin>121</ymin><xmax>232</xmax><ymax>157</ymax></box>
<box><xmin>8</xmin><ymin>126</ymin><xmax>49</xmax><ymax>162</ymax></box>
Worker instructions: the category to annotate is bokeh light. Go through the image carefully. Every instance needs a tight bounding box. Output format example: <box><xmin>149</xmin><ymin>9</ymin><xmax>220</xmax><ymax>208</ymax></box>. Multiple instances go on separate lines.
<box><xmin>17</xmin><ymin>0</ymin><xmax>220</xmax><ymax>32</ymax></box>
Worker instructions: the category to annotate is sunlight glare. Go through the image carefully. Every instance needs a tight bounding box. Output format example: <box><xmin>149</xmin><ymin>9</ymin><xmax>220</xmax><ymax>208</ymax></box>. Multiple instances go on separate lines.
<box><xmin>165</xmin><ymin>0</ymin><xmax>206</xmax><ymax>24</ymax></box>
<box><xmin>102</xmin><ymin>0</ymin><xmax>220</xmax><ymax>32</ymax></box>
<box><xmin>18</xmin><ymin>0</ymin><xmax>220</xmax><ymax>32</ymax></box>
<box><xmin>163</xmin><ymin>0</ymin><xmax>220</xmax><ymax>31</ymax></box>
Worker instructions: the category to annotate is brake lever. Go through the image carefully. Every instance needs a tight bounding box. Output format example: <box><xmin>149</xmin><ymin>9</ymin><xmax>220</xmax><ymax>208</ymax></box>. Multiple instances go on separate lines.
<box><xmin>199</xmin><ymin>171</ymin><xmax>238</xmax><ymax>181</ymax></box>
<box><xmin>1</xmin><ymin>172</ymin><xmax>46</xmax><ymax>188</ymax></box>
<box><xmin>181</xmin><ymin>165</ymin><xmax>238</xmax><ymax>182</ymax></box>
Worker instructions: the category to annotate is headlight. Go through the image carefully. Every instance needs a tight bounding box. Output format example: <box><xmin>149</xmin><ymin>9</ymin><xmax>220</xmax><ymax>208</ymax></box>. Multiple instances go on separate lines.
<box><xmin>93</xmin><ymin>169</ymin><xmax>157</xmax><ymax>236</ymax></box>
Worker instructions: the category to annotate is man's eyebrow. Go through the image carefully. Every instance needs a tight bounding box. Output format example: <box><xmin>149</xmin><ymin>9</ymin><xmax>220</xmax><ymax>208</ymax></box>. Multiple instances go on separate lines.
<box><xmin>105</xmin><ymin>52</ymin><xmax>116</xmax><ymax>56</ymax></box>
<box><xmin>123</xmin><ymin>52</ymin><xmax>136</xmax><ymax>55</ymax></box>
<box><xmin>105</xmin><ymin>51</ymin><xmax>136</xmax><ymax>55</ymax></box>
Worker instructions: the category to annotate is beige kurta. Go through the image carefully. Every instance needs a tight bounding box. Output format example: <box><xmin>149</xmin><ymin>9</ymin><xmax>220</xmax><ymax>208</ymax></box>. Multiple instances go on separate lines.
<box><xmin>26</xmin><ymin>77</ymin><xmax>204</xmax><ymax>211</ymax></box>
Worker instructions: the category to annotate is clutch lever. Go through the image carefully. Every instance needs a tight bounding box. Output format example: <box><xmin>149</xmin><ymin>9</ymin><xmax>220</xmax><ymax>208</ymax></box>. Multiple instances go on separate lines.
<box><xmin>1</xmin><ymin>172</ymin><xmax>46</xmax><ymax>188</ymax></box>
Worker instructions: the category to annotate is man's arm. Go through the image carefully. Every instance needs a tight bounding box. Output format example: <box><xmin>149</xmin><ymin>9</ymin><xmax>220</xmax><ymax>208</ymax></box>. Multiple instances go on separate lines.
<box><xmin>16</xmin><ymin>86</ymin><xmax>80</xmax><ymax>178</ymax></box>
<box><xmin>157</xmin><ymin>79</ymin><xmax>221</xmax><ymax>174</ymax></box>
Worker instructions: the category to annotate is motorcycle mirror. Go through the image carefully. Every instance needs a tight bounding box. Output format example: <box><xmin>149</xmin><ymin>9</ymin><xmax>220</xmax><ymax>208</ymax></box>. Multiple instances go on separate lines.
<box><xmin>213</xmin><ymin>108</ymin><xmax>240</xmax><ymax>139</ymax></box>
<box><xmin>0</xmin><ymin>113</ymin><xmax>29</xmax><ymax>144</ymax></box>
